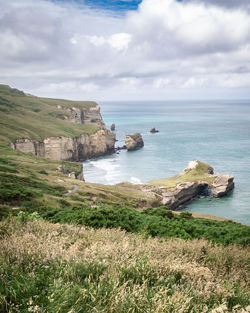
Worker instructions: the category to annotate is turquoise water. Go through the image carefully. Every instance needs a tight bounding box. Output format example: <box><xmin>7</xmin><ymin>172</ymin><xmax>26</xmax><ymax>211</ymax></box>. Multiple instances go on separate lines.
<box><xmin>83</xmin><ymin>101</ymin><xmax>250</xmax><ymax>225</ymax></box>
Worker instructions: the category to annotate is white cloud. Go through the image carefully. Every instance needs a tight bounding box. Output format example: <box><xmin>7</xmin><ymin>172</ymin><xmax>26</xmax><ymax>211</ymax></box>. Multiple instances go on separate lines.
<box><xmin>127</xmin><ymin>0</ymin><xmax>250</xmax><ymax>56</ymax></box>
<box><xmin>0</xmin><ymin>0</ymin><xmax>249</xmax><ymax>100</ymax></box>
<box><xmin>108</xmin><ymin>33</ymin><xmax>131</xmax><ymax>51</ymax></box>
<box><xmin>86</xmin><ymin>32</ymin><xmax>131</xmax><ymax>51</ymax></box>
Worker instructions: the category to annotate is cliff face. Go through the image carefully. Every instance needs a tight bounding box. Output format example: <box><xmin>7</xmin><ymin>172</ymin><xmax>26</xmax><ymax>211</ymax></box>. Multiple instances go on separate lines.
<box><xmin>57</xmin><ymin>104</ymin><xmax>105</xmax><ymax>128</ymax></box>
<box><xmin>11</xmin><ymin>103</ymin><xmax>116</xmax><ymax>161</ymax></box>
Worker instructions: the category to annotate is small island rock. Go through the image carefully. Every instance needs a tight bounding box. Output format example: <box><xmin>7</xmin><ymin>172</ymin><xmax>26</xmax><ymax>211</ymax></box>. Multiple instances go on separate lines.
<box><xmin>125</xmin><ymin>133</ymin><xmax>144</xmax><ymax>151</ymax></box>
<box><xmin>211</xmin><ymin>174</ymin><xmax>234</xmax><ymax>197</ymax></box>
<box><xmin>141</xmin><ymin>160</ymin><xmax>234</xmax><ymax>209</ymax></box>
<box><xmin>150</xmin><ymin>127</ymin><xmax>159</xmax><ymax>133</ymax></box>
<box><xmin>111</xmin><ymin>123</ymin><xmax>115</xmax><ymax>131</ymax></box>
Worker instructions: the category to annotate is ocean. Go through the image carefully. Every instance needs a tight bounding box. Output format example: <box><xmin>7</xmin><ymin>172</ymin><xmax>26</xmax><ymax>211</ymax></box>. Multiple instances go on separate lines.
<box><xmin>83</xmin><ymin>100</ymin><xmax>250</xmax><ymax>225</ymax></box>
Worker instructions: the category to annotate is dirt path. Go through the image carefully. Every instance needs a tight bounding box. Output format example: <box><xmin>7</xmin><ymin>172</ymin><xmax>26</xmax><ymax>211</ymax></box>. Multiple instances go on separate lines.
<box><xmin>64</xmin><ymin>184</ymin><xmax>79</xmax><ymax>196</ymax></box>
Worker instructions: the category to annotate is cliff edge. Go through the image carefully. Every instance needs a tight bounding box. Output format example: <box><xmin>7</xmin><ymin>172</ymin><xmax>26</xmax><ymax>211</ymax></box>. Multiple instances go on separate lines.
<box><xmin>0</xmin><ymin>85</ymin><xmax>115</xmax><ymax>161</ymax></box>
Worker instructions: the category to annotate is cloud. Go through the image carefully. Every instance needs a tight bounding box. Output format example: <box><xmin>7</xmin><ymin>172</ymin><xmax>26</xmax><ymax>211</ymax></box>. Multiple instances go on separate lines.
<box><xmin>127</xmin><ymin>0</ymin><xmax>250</xmax><ymax>56</ymax></box>
<box><xmin>0</xmin><ymin>0</ymin><xmax>249</xmax><ymax>100</ymax></box>
<box><xmin>185</xmin><ymin>0</ymin><xmax>250</xmax><ymax>10</ymax></box>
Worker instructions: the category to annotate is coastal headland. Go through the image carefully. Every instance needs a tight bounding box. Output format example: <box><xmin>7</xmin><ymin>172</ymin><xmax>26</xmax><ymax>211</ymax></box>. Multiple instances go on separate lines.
<box><xmin>0</xmin><ymin>85</ymin><xmax>249</xmax><ymax>313</ymax></box>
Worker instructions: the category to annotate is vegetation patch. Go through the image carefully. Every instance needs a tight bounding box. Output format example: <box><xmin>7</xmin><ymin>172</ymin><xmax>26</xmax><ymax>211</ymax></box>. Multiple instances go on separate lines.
<box><xmin>0</xmin><ymin>84</ymin><xmax>99</xmax><ymax>142</ymax></box>
<box><xmin>149</xmin><ymin>161</ymin><xmax>216</xmax><ymax>188</ymax></box>
<box><xmin>19</xmin><ymin>205</ymin><xmax>250</xmax><ymax>246</ymax></box>
<box><xmin>127</xmin><ymin>133</ymin><xmax>142</xmax><ymax>141</ymax></box>
<box><xmin>0</xmin><ymin>218</ymin><xmax>249</xmax><ymax>313</ymax></box>
<box><xmin>62</xmin><ymin>161</ymin><xmax>82</xmax><ymax>177</ymax></box>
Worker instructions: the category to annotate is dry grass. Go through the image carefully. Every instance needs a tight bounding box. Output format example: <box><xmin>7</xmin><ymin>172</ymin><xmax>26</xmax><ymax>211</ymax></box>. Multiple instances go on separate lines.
<box><xmin>0</xmin><ymin>218</ymin><xmax>249</xmax><ymax>312</ymax></box>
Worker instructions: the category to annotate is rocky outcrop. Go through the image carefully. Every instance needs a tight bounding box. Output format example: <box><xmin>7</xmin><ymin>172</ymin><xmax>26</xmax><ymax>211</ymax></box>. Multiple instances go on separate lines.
<box><xmin>138</xmin><ymin>161</ymin><xmax>234</xmax><ymax>210</ymax></box>
<box><xmin>211</xmin><ymin>174</ymin><xmax>234</xmax><ymax>197</ymax></box>
<box><xmin>150</xmin><ymin>127</ymin><xmax>159</xmax><ymax>133</ymax></box>
<box><xmin>57</xmin><ymin>165</ymin><xmax>84</xmax><ymax>181</ymax></box>
<box><xmin>183</xmin><ymin>160</ymin><xmax>214</xmax><ymax>175</ymax></box>
<box><xmin>12</xmin><ymin>129</ymin><xmax>115</xmax><ymax>161</ymax></box>
<box><xmin>140</xmin><ymin>181</ymin><xmax>207</xmax><ymax>210</ymax></box>
<box><xmin>56</xmin><ymin>104</ymin><xmax>105</xmax><ymax>127</ymax></box>
<box><xmin>125</xmin><ymin>133</ymin><xmax>144</xmax><ymax>151</ymax></box>
<box><xmin>160</xmin><ymin>182</ymin><xmax>207</xmax><ymax>209</ymax></box>
<box><xmin>111</xmin><ymin>123</ymin><xmax>115</xmax><ymax>131</ymax></box>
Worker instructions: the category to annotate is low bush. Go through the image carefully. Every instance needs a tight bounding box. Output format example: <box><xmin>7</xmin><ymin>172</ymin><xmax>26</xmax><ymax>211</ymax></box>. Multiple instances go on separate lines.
<box><xmin>33</xmin><ymin>205</ymin><xmax>250</xmax><ymax>246</ymax></box>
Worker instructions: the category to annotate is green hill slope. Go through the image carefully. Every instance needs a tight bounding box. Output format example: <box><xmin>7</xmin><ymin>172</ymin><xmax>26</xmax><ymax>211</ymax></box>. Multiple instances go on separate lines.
<box><xmin>0</xmin><ymin>84</ymin><xmax>99</xmax><ymax>143</ymax></box>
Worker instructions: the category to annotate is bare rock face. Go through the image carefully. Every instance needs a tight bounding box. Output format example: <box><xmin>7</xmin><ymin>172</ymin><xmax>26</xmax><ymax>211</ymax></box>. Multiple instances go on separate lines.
<box><xmin>125</xmin><ymin>133</ymin><xmax>144</xmax><ymax>151</ymax></box>
<box><xmin>56</xmin><ymin>104</ymin><xmax>105</xmax><ymax>127</ymax></box>
<box><xmin>211</xmin><ymin>174</ymin><xmax>234</xmax><ymax>197</ymax></box>
<box><xmin>12</xmin><ymin>102</ymin><xmax>116</xmax><ymax>161</ymax></box>
<box><xmin>160</xmin><ymin>182</ymin><xmax>207</xmax><ymax>209</ymax></box>
<box><xmin>12</xmin><ymin>129</ymin><xmax>115</xmax><ymax>161</ymax></box>
<box><xmin>67</xmin><ymin>105</ymin><xmax>105</xmax><ymax>127</ymax></box>
<box><xmin>140</xmin><ymin>181</ymin><xmax>207</xmax><ymax>210</ymax></box>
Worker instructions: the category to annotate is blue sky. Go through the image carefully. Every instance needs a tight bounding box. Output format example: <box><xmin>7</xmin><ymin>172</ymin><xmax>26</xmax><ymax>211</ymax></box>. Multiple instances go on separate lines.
<box><xmin>55</xmin><ymin>0</ymin><xmax>142</xmax><ymax>12</ymax></box>
<box><xmin>0</xmin><ymin>0</ymin><xmax>250</xmax><ymax>100</ymax></box>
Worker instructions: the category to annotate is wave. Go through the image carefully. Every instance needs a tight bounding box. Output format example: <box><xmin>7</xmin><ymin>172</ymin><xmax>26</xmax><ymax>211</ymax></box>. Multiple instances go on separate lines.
<box><xmin>87</xmin><ymin>158</ymin><xmax>121</xmax><ymax>185</ymax></box>
<box><xmin>130</xmin><ymin>177</ymin><xmax>142</xmax><ymax>184</ymax></box>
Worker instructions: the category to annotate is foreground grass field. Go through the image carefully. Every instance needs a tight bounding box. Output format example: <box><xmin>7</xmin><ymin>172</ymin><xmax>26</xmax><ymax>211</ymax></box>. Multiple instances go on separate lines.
<box><xmin>0</xmin><ymin>218</ymin><xmax>249</xmax><ymax>313</ymax></box>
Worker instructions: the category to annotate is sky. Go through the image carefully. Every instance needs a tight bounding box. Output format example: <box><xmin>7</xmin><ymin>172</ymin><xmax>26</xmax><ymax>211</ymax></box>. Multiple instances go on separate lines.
<box><xmin>0</xmin><ymin>0</ymin><xmax>250</xmax><ymax>101</ymax></box>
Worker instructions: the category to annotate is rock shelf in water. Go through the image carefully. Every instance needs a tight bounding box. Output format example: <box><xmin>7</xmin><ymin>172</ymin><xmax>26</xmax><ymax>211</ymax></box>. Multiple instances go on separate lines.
<box><xmin>129</xmin><ymin>160</ymin><xmax>234</xmax><ymax>210</ymax></box>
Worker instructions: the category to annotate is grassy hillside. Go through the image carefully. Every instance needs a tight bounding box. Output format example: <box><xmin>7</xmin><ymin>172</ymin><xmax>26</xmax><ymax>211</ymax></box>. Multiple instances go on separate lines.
<box><xmin>0</xmin><ymin>141</ymin><xmax>249</xmax><ymax>246</ymax></box>
<box><xmin>149</xmin><ymin>161</ymin><xmax>215</xmax><ymax>187</ymax></box>
<box><xmin>0</xmin><ymin>141</ymin><xmax>156</xmax><ymax>220</ymax></box>
<box><xmin>0</xmin><ymin>84</ymin><xmax>99</xmax><ymax>143</ymax></box>
<box><xmin>0</xmin><ymin>86</ymin><xmax>249</xmax><ymax>312</ymax></box>
<box><xmin>0</xmin><ymin>218</ymin><xmax>249</xmax><ymax>313</ymax></box>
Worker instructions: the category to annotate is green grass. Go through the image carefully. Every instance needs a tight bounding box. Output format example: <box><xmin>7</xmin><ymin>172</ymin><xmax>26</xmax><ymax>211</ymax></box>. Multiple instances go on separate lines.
<box><xmin>0</xmin><ymin>84</ymin><xmax>99</xmax><ymax>143</ymax></box>
<box><xmin>24</xmin><ymin>205</ymin><xmax>249</xmax><ymax>246</ymax></box>
<box><xmin>0</xmin><ymin>142</ymin><xmax>156</xmax><ymax>220</ymax></box>
<box><xmin>149</xmin><ymin>161</ymin><xmax>215</xmax><ymax>187</ymax></box>
<box><xmin>1</xmin><ymin>143</ymin><xmax>248</xmax><ymax>247</ymax></box>
<box><xmin>0</xmin><ymin>218</ymin><xmax>249</xmax><ymax>313</ymax></box>
<box><xmin>126</xmin><ymin>133</ymin><xmax>142</xmax><ymax>140</ymax></box>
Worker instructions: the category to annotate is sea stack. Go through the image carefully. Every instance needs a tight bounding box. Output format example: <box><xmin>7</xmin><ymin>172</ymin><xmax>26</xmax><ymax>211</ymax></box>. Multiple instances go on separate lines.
<box><xmin>125</xmin><ymin>133</ymin><xmax>144</xmax><ymax>151</ymax></box>
<box><xmin>150</xmin><ymin>127</ymin><xmax>159</xmax><ymax>133</ymax></box>
<box><xmin>111</xmin><ymin>123</ymin><xmax>115</xmax><ymax>131</ymax></box>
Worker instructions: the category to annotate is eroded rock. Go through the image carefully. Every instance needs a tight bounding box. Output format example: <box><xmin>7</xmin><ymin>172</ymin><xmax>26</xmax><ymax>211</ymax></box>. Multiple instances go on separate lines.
<box><xmin>211</xmin><ymin>174</ymin><xmax>234</xmax><ymax>197</ymax></box>
<box><xmin>125</xmin><ymin>133</ymin><xmax>144</xmax><ymax>151</ymax></box>
<box><xmin>12</xmin><ymin>129</ymin><xmax>115</xmax><ymax>161</ymax></box>
<box><xmin>139</xmin><ymin>160</ymin><xmax>234</xmax><ymax>209</ymax></box>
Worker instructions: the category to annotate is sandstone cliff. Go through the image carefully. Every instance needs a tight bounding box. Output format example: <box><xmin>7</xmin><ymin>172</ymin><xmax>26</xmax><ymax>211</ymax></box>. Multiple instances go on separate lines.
<box><xmin>11</xmin><ymin>102</ymin><xmax>115</xmax><ymax>161</ymax></box>
<box><xmin>56</xmin><ymin>104</ymin><xmax>105</xmax><ymax>128</ymax></box>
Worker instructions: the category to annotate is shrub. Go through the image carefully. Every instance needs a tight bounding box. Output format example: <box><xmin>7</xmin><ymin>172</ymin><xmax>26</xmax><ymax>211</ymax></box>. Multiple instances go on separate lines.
<box><xmin>180</xmin><ymin>211</ymin><xmax>193</xmax><ymax>219</ymax></box>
